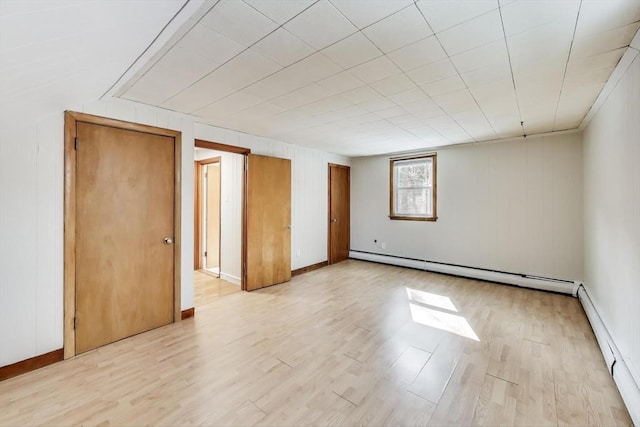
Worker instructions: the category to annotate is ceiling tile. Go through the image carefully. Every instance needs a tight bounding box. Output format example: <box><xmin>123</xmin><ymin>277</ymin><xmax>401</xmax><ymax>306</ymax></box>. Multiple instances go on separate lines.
<box><xmin>123</xmin><ymin>47</ymin><xmax>219</xmax><ymax>105</ymax></box>
<box><xmin>420</xmin><ymin>76</ymin><xmax>466</xmax><ymax>97</ymax></box>
<box><xmin>243</xmin><ymin>52</ymin><xmax>341</xmax><ymax>99</ymax></box>
<box><xmin>406</xmin><ymin>59</ymin><xmax>457</xmax><ymax>85</ymax></box>
<box><xmin>162</xmin><ymin>49</ymin><xmax>282</xmax><ymax>112</ymax></box>
<box><xmin>571</xmin><ymin>22</ymin><xmax>640</xmax><ymax>58</ymax></box>
<box><xmin>322</xmin><ymin>32</ymin><xmax>382</xmax><ymax>68</ymax></box>
<box><xmin>575</xmin><ymin>0</ymin><xmax>640</xmax><ymax>38</ymax></box>
<box><xmin>500</xmin><ymin>0</ymin><xmax>579</xmax><ymax>38</ymax></box>
<box><xmin>194</xmin><ymin>90</ymin><xmax>266</xmax><ymax>118</ymax></box>
<box><xmin>437</xmin><ymin>9</ymin><xmax>503</xmax><ymax>55</ymax></box>
<box><xmin>416</xmin><ymin>0</ymin><xmax>498</xmax><ymax>33</ymax></box>
<box><xmin>449</xmin><ymin>39</ymin><xmax>508</xmax><ymax>73</ymax></box>
<box><xmin>200</xmin><ymin>0</ymin><xmax>278</xmax><ymax>47</ymax></box>
<box><xmin>387</xmin><ymin>35</ymin><xmax>447</xmax><ymax>71</ymax></box>
<box><xmin>388</xmin><ymin>88</ymin><xmax>428</xmax><ymax>105</ymax></box>
<box><xmin>175</xmin><ymin>23</ymin><xmax>244</xmax><ymax>64</ymax></box>
<box><xmin>362</xmin><ymin>5</ymin><xmax>433</xmax><ymax>53</ymax></box>
<box><xmin>317</xmin><ymin>71</ymin><xmax>366</xmax><ymax>94</ymax></box>
<box><xmin>349</xmin><ymin>56</ymin><xmax>401</xmax><ymax>83</ymax></box>
<box><xmin>251</xmin><ymin>28</ymin><xmax>314</xmax><ymax>67</ymax></box>
<box><xmin>432</xmin><ymin>89</ymin><xmax>477</xmax><ymax>115</ymax></box>
<box><xmin>329</xmin><ymin>0</ymin><xmax>414</xmax><ymax>29</ymax></box>
<box><xmin>370</xmin><ymin>73</ymin><xmax>417</xmax><ymax>96</ymax></box>
<box><xmin>271</xmin><ymin>83</ymin><xmax>330</xmax><ymax>109</ymax></box>
<box><xmin>284</xmin><ymin>0</ymin><xmax>357</xmax><ymax>50</ymax></box>
<box><xmin>244</xmin><ymin>0</ymin><xmax>316</xmax><ymax>25</ymax></box>
<box><xmin>566</xmin><ymin>47</ymin><xmax>626</xmax><ymax>76</ymax></box>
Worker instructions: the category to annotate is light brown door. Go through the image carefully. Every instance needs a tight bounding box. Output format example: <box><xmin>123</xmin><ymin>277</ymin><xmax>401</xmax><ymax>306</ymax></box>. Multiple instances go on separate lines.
<box><xmin>75</xmin><ymin>122</ymin><xmax>175</xmax><ymax>354</ymax></box>
<box><xmin>246</xmin><ymin>154</ymin><xmax>291</xmax><ymax>291</ymax></box>
<box><xmin>205</xmin><ymin>162</ymin><xmax>220</xmax><ymax>270</ymax></box>
<box><xmin>329</xmin><ymin>164</ymin><xmax>350</xmax><ymax>264</ymax></box>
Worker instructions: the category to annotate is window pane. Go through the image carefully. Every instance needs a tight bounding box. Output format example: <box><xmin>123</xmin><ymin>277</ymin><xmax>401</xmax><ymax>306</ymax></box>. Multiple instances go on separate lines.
<box><xmin>396</xmin><ymin>158</ymin><xmax>431</xmax><ymax>188</ymax></box>
<box><xmin>396</xmin><ymin>188</ymin><xmax>432</xmax><ymax>216</ymax></box>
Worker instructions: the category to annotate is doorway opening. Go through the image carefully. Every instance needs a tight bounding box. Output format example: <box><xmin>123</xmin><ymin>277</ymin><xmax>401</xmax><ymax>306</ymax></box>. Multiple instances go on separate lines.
<box><xmin>193</xmin><ymin>146</ymin><xmax>245</xmax><ymax>306</ymax></box>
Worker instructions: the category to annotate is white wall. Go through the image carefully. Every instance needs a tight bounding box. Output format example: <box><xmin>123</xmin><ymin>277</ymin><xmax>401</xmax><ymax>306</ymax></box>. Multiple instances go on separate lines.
<box><xmin>194</xmin><ymin>148</ymin><xmax>243</xmax><ymax>284</ymax></box>
<box><xmin>583</xmin><ymin>51</ymin><xmax>640</xmax><ymax>386</ymax></box>
<box><xmin>0</xmin><ymin>97</ymin><xmax>349</xmax><ymax>367</ymax></box>
<box><xmin>351</xmin><ymin>133</ymin><xmax>584</xmax><ymax>281</ymax></box>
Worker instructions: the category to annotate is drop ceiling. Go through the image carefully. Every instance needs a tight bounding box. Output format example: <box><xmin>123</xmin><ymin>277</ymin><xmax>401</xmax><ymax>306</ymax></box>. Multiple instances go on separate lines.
<box><xmin>117</xmin><ymin>0</ymin><xmax>640</xmax><ymax>156</ymax></box>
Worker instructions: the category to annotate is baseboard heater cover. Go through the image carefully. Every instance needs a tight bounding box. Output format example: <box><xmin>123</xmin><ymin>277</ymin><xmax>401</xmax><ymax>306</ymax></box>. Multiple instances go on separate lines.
<box><xmin>348</xmin><ymin>250</ymin><xmax>579</xmax><ymax>296</ymax></box>
<box><xmin>578</xmin><ymin>285</ymin><xmax>640</xmax><ymax>426</ymax></box>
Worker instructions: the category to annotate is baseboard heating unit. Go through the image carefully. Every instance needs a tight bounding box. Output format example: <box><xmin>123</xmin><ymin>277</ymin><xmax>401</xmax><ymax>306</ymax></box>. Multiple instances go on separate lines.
<box><xmin>349</xmin><ymin>250</ymin><xmax>579</xmax><ymax>295</ymax></box>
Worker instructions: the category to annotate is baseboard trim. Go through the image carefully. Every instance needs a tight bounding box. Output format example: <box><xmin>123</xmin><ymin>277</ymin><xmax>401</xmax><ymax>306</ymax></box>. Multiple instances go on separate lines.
<box><xmin>181</xmin><ymin>308</ymin><xmax>195</xmax><ymax>320</ymax></box>
<box><xmin>578</xmin><ymin>285</ymin><xmax>639</xmax><ymax>425</ymax></box>
<box><xmin>0</xmin><ymin>348</ymin><xmax>64</xmax><ymax>381</ymax></box>
<box><xmin>220</xmin><ymin>272</ymin><xmax>241</xmax><ymax>286</ymax></box>
<box><xmin>292</xmin><ymin>261</ymin><xmax>328</xmax><ymax>277</ymax></box>
<box><xmin>349</xmin><ymin>250</ymin><xmax>579</xmax><ymax>295</ymax></box>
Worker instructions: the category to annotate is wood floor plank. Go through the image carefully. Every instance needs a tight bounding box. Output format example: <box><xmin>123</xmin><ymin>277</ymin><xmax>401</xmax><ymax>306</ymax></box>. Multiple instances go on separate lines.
<box><xmin>0</xmin><ymin>261</ymin><xmax>632</xmax><ymax>426</ymax></box>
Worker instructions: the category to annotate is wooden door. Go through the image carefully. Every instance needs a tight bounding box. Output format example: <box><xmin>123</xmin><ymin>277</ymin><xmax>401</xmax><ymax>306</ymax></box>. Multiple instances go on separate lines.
<box><xmin>328</xmin><ymin>164</ymin><xmax>350</xmax><ymax>264</ymax></box>
<box><xmin>246</xmin><ymin>154</ymin><xmax>291</xmax><ymax>291</ymax></box>
<box><xmin>75</xmin><ymin>122</ymin><xmax>175</xmax><ymax>354</ymax></box>
<box><xmin>205</xmin><ymin>163</ymin><xmax>220</xmax><ymax>270</ymax></box>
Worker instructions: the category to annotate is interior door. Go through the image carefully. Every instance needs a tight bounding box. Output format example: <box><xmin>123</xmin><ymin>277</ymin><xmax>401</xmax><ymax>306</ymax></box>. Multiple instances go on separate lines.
<box><xmin>75</xmin><ymin>122</ymin><xmax>175</xmax><ymax>354</ymax></box>
<box><xmin>205</xmin><ymin>162</ymin><xmax>220</xmax><ymax>270</ymax></box>
<box><xmin>246</xmin><ymin>154</ymin><xmax>291</xmax><ymax>291</ymax></box>
<box><xmin>328</xmin><ymin>164</ymin><xmax>350</xmax><ymax>264</ymax></box>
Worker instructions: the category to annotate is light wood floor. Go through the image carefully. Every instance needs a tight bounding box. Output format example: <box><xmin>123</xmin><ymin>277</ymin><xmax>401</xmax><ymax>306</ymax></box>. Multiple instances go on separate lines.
<box><xmin>0</xmin><ymin>260</ymin><xmax>631</xmax><ymax>426</ymax></box>
<box><xmin>194</xmin><ymin>270</ymin><xmax>240</xmax><ymax>306</ymax></box>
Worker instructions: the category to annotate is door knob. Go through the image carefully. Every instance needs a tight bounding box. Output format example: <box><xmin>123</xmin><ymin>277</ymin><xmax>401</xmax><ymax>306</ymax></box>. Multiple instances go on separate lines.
<box><xmin>164</xmin><ymin>237</ymin><xmax>173</xmax><ymax>245</ymax></box>
<box><xmin>330</xmin><ymin>218</ymin><xmax>337</xmax><ymax>223</ymax></box>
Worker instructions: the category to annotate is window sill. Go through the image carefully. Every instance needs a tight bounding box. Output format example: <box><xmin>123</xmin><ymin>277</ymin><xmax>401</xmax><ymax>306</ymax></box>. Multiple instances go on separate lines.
<box><xmin>389</xmin><ymin>215</ymin><xmax>438</xmax><ymax>222</ymax></box>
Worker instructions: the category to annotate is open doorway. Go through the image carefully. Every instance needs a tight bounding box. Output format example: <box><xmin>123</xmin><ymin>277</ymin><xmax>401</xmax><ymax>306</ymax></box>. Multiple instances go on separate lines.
<box><xmin>193</xmin><ymin>147</ymin><xmax>244</xmax><ymax>306</ymax></box>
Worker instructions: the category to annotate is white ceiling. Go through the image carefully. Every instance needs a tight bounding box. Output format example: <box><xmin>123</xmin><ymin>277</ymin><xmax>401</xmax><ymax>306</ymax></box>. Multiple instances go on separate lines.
<box><xmin>0</xmin><ymin>0</ymin><xmax>187</xmax><ymax>134</ymax></box>
<box><xmin>2</xmin><ymin>1</ymin><xmax>637</xmax><ymax>157</ymax></box>
<box><xmin>116</xmin><ymin>0</ymin><xmax>640</xmax><ymax>156</ymax></box>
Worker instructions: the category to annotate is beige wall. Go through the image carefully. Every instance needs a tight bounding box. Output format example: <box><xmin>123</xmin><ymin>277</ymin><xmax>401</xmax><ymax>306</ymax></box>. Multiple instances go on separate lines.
<box><xmin>351</xmin><ymin>132</ymin><xmax>584</xmax><ymax>281</ymax></box>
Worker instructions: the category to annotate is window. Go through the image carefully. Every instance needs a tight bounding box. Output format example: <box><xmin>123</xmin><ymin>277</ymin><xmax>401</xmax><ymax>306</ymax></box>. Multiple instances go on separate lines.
<box><xmin>390</xmin><ymin>154</ymin><xmax>437</xmax><ymax>221</ymax></box>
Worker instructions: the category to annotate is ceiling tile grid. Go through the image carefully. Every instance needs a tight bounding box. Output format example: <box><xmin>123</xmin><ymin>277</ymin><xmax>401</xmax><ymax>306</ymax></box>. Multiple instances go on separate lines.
<box><xmin>117</xmin><ymin>0</ymin><xmax>640</xmax><ymax>156</ymax></box>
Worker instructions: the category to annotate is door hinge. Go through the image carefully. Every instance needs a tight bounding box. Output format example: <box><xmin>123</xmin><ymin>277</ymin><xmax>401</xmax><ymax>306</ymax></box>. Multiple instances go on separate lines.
<box><xmin>204</xmin><ymin>251</ymin><xmax>207</xmax><ymax>257</ymax></box>
<box><xmin>73</xmin><ymin>317</ymin><xmax>77</xmax><ymax>329</ymax></box>
<box><xmin>74</xmin><ymin>137</ymin><xmax>78</xmax><ymax>150</ymax></box>
<box><xmin>204</xmin><ymin>171</ymin><xmax>208</xmax><ymax>178</ymax></box>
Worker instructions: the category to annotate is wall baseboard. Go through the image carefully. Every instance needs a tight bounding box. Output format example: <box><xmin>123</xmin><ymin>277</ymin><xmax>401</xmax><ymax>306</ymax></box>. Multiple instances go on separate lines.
<box><xmin>349</xmin><ymin>250</ymin><xmax>579</xmax><ymax>295</ymax></box>
<box><xmin>181</xmin><ymin>308</ymin><xmax>195</xmax><ymax>320</ymax></box>
<box><xmin>0</xmin><ymin>348</ymin><xmax>64</xmax><ymax>381</ymax></box>
<box><xmin>220</xmin><ymin>272</ymin><xmax>241</xmax><ymax>286</ymax></box>
<box><xmin>578</xmin><ymin>286</ymin><xmax>640</xmax><ymax>425</ymax></box>
<box><xmin>292</xmin><ymin>260</ymin><xmax>328</xmax><ymax>277</ymax></box>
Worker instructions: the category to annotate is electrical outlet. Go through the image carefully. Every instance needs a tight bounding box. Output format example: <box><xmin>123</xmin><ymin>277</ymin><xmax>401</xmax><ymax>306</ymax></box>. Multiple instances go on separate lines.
<box><xmin>296</xmin><ymin>249</ymin><xmax>301</xmax><ymax>257</ymax></box>
<box><xmin>381</xmin><ymin>242</ymin><xmax>386</xmax><ymax>249</ymax></box>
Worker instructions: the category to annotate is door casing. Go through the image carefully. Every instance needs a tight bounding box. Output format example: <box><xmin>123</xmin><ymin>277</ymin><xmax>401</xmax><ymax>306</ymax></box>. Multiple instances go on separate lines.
<box><xmin>63</xmin><ymin>111</ymin><xmax>182</xmax><ymax>359</ymax></box>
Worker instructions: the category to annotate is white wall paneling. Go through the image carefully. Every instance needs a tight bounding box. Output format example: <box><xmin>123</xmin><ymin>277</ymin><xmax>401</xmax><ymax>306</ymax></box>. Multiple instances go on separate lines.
<box><xmin>583</xmin><ymin>50</ymin><xmax>640</xmax><ymax>425</ymax></box>
<box><xmin>350</xmin><ymin>132</ymin><xmax>584</xmax><ymax>282</ymax></box>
